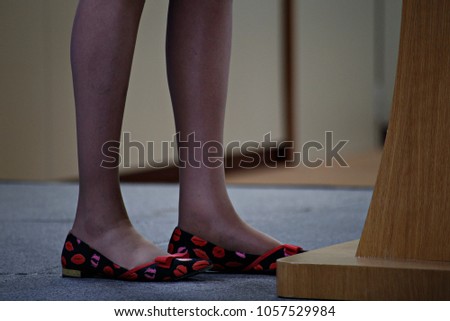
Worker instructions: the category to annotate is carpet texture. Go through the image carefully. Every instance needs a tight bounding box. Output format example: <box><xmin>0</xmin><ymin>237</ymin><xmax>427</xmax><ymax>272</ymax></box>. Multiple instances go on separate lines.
<box><xmin>0</xmin><ymin>182</ymin><xmax>372</xmax><ymax>300</ymax></box>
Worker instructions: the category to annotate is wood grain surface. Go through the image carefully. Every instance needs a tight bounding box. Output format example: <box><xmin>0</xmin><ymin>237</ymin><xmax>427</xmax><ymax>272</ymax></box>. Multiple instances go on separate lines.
<box><xmin>277</xmin><ymin>0</ymin><xmax>450</xmax><ymax>299</ymax></box>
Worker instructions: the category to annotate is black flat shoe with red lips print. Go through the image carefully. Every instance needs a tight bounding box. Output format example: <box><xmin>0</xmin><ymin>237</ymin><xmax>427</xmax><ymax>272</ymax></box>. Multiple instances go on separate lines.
<box><xmin>61</xmin><ymin>232</ymin><xmax>212</xmax><ymax>281</ymax></box>
<box><xmin>167</xmin><ymin>227</ymin><xmax>305</xmax><ymax>274</ymax></box>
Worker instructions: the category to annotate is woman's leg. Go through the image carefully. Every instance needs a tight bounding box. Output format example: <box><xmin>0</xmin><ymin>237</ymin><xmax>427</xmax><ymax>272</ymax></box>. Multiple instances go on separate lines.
<box><xmin>166</xmin><ymin>0</ymin><xmax>281</xmax><ymax>254</ymax></box>
<box><xmin>70</xmin><ymin>0</ymin><xmax>166</xmax><ymax>269</ymax></box>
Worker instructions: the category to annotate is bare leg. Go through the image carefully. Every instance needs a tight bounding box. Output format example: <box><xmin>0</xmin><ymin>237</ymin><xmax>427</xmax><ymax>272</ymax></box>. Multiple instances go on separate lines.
<box><xmin>166</xmin><ymin>0</ymin><xmax>281</xmax><ymax>254</ymax></box>
<box><xmin>70</xmin><ymin>0</ymin><xmax>165</xmax><ymax>269</ymax></box>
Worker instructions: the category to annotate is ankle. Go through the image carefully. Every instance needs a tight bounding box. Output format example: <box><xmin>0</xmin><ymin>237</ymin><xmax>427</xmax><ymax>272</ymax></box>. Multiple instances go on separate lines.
<box><xmin>179</xmin><ymin>198</ymin><xmax>239</xmax><ymax>226</ymax></box>
<box><xmin>71</xmin><ymin>207</ymin><xmax>132</xmax><ymax>241</ymax></box>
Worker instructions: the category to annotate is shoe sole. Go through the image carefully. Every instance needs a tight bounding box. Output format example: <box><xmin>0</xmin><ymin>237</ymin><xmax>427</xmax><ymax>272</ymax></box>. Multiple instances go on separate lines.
<box><xmin>62</xmin><ymin>266</ymin><xmax>212</xmax><ymax>281</ymax></box>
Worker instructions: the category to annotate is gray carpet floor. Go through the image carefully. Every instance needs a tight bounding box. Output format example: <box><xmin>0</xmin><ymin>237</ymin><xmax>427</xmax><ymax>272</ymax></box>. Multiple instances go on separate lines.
<box><xmin>0</xmin><ymin>182</ymin><xmax>372</xmax><ymax>300</ymax></box>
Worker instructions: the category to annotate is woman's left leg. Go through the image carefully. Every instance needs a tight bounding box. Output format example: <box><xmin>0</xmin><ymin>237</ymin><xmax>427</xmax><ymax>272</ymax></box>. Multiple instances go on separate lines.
<box><xmin>166</xmin><ymin>0</ymin><xmax>281</xmax><ymax>255</ymax></box>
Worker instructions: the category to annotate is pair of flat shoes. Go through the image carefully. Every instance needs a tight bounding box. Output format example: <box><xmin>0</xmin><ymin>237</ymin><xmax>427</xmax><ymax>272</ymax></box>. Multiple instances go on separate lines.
<box><xmin>61</xmin><ymin>228</ymin><xmax>304</xmax><ymax>282</ymax></box>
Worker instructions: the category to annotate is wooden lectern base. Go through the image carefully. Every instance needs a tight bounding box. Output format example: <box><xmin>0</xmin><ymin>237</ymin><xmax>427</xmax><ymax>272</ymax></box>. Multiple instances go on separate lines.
<box><xmin>277</xmin><ymin>0</ymin><xmax>449</xmax><ymax>300</ymax></box>
<box><xmin>277</xmin><ymin>241</ymin><xmax>450</xmax><ymax>300</ymax></box>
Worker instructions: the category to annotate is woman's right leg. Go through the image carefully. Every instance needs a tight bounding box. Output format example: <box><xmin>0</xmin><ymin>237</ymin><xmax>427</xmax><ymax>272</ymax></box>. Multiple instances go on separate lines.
<box><xmin>70</xmin><ymin>0</ymin><xmax>166</xmax><ymax>270</ymax></box>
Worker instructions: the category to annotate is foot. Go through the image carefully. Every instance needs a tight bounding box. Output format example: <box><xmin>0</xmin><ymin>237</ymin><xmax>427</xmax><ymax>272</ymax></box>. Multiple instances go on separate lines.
<box><xmin>178</xmin><ymin>205</ymin><xmax>282</xmax><ymax>255</ymax></box>
<box><xmin>71</xmin><ymin>217</ymin><xmax>167</xmax><ymax>270</ymax></box>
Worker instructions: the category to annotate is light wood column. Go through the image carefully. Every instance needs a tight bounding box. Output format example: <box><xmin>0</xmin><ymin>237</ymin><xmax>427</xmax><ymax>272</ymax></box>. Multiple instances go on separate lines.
<box><xmin>277</xmin><ymin>0</ymin><xmax>450</xmax><ymax>300</ymax></box>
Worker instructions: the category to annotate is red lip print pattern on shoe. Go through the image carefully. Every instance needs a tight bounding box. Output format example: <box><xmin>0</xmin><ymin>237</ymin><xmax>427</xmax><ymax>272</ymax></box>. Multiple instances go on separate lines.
<box><xmin>61</xmin><ymin>232</ymin><xmax>212</xmax><ymax>281</ymax></box>
<box><xmin>167</xmin><ymin>227</ymin><xmax>305</xmax><ymax>274</ymax></box>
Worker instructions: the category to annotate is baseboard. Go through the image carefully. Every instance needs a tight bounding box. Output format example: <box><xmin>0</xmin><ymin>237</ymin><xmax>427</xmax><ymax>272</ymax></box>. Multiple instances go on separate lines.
<box><xmin>120</xmin><ymin>143</ymin><xmax>290</xmax><ymax>183</ymax></box>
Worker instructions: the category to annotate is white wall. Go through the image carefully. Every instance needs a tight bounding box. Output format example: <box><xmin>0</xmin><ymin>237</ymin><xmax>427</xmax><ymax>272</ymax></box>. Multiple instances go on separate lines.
<box><xmin>295</xmin><ymin>0</ymin><xmax>376</xmax><ymax>154</ymax></box>
<box><xmin>383</xmin><ymin>0</ymin><xmax>402</xmax><ymax>125</ymax></box>
<box><xmin>0</xmin><ymin>0</ymin><xmax>53</xmax><ymax>180</ymax></box>
<box><xmin>294</xmin><ymin>0</ymin><xmax>401</xmax><ymax>156</ymax></box>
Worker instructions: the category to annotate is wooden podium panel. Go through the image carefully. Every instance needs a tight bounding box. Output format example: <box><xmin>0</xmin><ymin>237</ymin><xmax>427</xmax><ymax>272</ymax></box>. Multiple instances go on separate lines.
<box><xmin>356</xmin><ymin>0</ymin><xmax>450</xmax><ymax>262</ymax></box>
<box><xmin>277</xmin><ymin>241</ymin><xmax>450</xmax><ymax>300</ymax></box>
<box><xmin>277</xmin><ymin>0</ymin><xmax>450</xmax><ymax>300</ymax></box>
